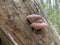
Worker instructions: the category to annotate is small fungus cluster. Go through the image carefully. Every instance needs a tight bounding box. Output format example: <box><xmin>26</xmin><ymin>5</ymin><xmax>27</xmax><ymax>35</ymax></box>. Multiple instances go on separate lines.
<box><xmin>26</xmin><ymin>14</ymin><xmax>48</xmax><ymax>30</ymax></box>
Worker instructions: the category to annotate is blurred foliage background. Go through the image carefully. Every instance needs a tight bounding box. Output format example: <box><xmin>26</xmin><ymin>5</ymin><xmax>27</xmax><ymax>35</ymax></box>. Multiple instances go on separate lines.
<box><xmin>40</xmin><ymin>0</ymin><xmax>60</xmax><ymax>34</ymax></box>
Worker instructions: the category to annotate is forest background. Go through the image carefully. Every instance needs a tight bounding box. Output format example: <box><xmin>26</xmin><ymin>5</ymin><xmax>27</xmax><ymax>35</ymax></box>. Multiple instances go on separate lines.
<box><xmin>41</xmin><ymin>0</ymin><xmax>60</xmax><ymax>34</ymax></box>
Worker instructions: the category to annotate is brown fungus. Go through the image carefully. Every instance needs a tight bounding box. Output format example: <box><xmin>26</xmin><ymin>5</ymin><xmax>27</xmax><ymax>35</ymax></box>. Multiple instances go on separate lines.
<box><xmin>26</xmin><ymin>14</ymin><xmax>41</xmax><ymax>22</ymax></box>
<box><xmin>30</xmin><ymin>23</ymin><xmax>48</xmax><ymax>30</ymax></box>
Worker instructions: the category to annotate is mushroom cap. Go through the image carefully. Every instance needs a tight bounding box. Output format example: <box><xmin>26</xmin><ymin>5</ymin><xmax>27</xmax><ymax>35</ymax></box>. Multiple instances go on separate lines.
<box><xmin>35</xmin><ymin>19</ymin><xmax>43</xmax><ymax>23</ymax></box>
<box><xmin>30</xmin><ymin>23</ymin><xmax>48</xmax><ymax>29</ymax></box>
<box><xmin>26</xmin><ymin>14</ymin><xmax>41</xmax><ymax>22</ymax></box>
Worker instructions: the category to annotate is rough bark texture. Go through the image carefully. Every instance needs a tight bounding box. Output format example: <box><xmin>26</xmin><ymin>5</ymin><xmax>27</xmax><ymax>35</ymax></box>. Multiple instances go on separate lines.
<box><xmin>0</xmin><ymin>0</ymin><xmax>60</xmax><ymax>45</ymax></box>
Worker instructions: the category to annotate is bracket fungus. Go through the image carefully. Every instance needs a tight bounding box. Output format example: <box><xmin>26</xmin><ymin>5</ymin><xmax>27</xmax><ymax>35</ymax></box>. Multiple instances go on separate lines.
<box><xmin>26</xmin><ymin>14</ymin><xmax>48</xmax><ymax>30</ymax></box>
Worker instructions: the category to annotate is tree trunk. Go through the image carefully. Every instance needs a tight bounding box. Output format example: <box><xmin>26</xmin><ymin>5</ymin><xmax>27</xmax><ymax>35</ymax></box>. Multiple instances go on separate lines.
<box><xmin>0</xmin><ymin>0</ymin><xmax>60</xmax><ymax>45</ymax></box>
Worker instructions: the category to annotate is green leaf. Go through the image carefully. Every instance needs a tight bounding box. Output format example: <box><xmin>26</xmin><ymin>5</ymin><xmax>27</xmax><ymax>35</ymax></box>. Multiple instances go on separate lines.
<box><xmin>42</xmin><ymin>3</ymin><xmax>47</xmax><ymax>9</ymax></box>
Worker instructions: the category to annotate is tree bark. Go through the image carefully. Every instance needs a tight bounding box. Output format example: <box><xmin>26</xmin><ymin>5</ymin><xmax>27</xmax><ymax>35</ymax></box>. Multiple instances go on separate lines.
<box><xmin>0</xmin><ymin>0</ymin><xmax>60</xmax><ymax>45</ymax></box>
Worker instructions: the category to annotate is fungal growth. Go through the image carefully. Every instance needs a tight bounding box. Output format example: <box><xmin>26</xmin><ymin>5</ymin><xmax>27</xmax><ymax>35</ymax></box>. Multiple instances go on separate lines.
<box><xmin>26</xmin><ymin>14</ymin><xmax>41</xmax><ymax>23</ymax></box>
<box><xmin>26</xmin><ymin>14</ymin><xmax>48</xmax><ymax>30</ymax></box>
